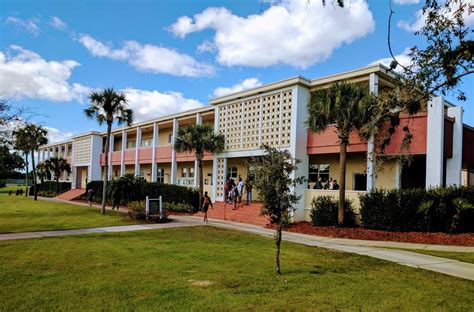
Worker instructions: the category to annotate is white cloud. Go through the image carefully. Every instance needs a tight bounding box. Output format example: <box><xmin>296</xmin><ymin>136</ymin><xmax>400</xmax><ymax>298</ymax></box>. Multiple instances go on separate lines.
<box><xmin>370</xmin><ymin>48</ymin><xmax>412</xmax><ymax>72</ymax></box>
<box><xmin>394</xmin><ymin>0</ymin><xmax>419</xmax><ymax>4</ymax></box>
<box><xmin>5</xmin><ymin>17</ymin><xmax>39</xmax><ymax>36</ymax></box>
<box><xmin>45</xmin><ymin>126</ymin><xmax>73</xmax><ymax>143</ymax></box>
<box><xmin>0</xmin><ymin>45</ymin><xmax>90</xmax><ymax>102</ymax></box>
<box><xmin>398</xmin><ymin>0</ymin><xmax>474</xmax><ymax>32</ymax></box>
<box><xmin>123</xmin><ymin>88</ymin><xmax>205</xmax><ymax>122</ymax></box>
<box><xmin>169</xmin><ymin>0</ymin><xmax>374</xmax><ymax>68</ymax></box>
<box><xmin>212</xmin><ymin>78</ymin><xmax>262</xmax><ymax>98</ymax></box>
<box><xmin>50</xmin><ymin>16</ymin><xmax>67</xmax><ymax>30</ymax></box>
<box><xmin>77</xmin><ymin>34</ymin><xmax>214</xmax><ymax>77</ymax></box>
<box><xmin>197</xmin><ymin>40</ymin><xmax>216</xmax><ymax>53</ymax></box>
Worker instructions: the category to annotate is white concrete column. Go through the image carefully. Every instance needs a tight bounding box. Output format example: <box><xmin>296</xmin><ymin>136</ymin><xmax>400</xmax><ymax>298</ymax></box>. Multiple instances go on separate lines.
<box><xmin>108</xmin><ymin>134</ymin><xmax>114</xmax><ymax>180</ymax></box>
<box><xmin>394</xmin><ymin>160</ymin><xmax>401</xmax><ymax>189</ymax></box>
<box><xmin>58</xmin><ymin>145</ymin><xmax>62</xmax><ymax>158</ymax></box>
<box><xmin>194</xmin><ymin>113</ymin><xmax>202</xmax><ymax>188</ymax></box>
<box><xmin>71</xmin><ymin>140</ymin><xmax>76</xmax><ymax>188</ymax></box>
<box><xmin>367</xmin><ymin>73</ymin><xmax>378</xmax><ymax>191</ymax></box>
<box><xmin>135</xmin><ymin>127</ymin><xmax>141</xmax><ymax>176</ymax></box>
<box><xmin>289</xmin><ymin>85</ymin><xmax>310</xmax><ymax>221</ymax></box>
<box><xmin>170</xmin><ymin>118</ymin><xmax>178</xmax><ymax>184</ymax></box>
<box><xmin>120</xmin><ymin>130</ymin><xmax>127</xmax><ymax>176</ymax></box>
<box><xmin>151</xmin><ymin>123</ymin><xmax>158</xmax><ymax>182</ymax></box>
<box><xmin>65</xmin><ymin>144</ymin><xmax>69</xmax><ymax>158</ymax></box>
<box><xmin>426</xmin><ymin>96</ymin><xmax>445</xmax><ymax>187</ymax></box>
<box><xmin>211</xmin><ymin>107</ymin><xmax>220</xmax><ymax>201</ymax></box>
<box><xmin>446</xmin><ymin>106</ymin><xmax>463</xmax><ymax>186</ymax></box>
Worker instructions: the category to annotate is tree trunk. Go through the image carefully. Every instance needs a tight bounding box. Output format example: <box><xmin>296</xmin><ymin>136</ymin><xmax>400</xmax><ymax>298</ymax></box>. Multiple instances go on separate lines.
<box><xmin>338</xmin><ymin>141</ymin><xmax>347</xmax><ymax>226</ymax></box>
<box><xmin>56</xmin><ymin>176</ymin><xmax>59</xmax><ymax>195</ymax></box>
<box><xmin>24</xmin><ymin>152</ymin><xmax>29</xmax><ymax>197</ymax></box>
<box><xmin>102</xmin><ymin>123</ymin><xmax>112</xmax><ymax>215</ymax></box>
<box><xmin>31</xmin><ymin>150</ymin><xmax>38</xmax><ymax>200</ymax></box>
<box><xmin>197</xmin><ymin>154</ymin><xmax>204</xmax><ymax>209</ymax></box>
<box><xmin>275</xmin><ymin>223</ymin><xmax>282</xmax><ymax>274</ymax></box>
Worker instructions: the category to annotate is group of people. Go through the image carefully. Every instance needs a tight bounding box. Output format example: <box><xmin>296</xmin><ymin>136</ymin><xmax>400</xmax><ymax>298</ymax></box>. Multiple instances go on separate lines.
<box><xmin>224</xmin><ymin>176</ymin><xmax>253</xmax><ymax>210</ymax></box>
<box><xmin>312</xmin><ymin>177</ymin><xmax>340</xmax><ymax>190</ymax></box>
<box><xmin>8</xmin><ymin>189</ymin><xmax>24</xmax><ymax>196</ymax></box>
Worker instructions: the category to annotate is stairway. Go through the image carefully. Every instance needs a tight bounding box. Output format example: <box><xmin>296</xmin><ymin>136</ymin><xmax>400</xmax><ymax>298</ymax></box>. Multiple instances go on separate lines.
<box><xmin>57</xmin><ymin>188</ymin><xmax>86</xmax><ymax>201</ymax></box>
<box><xmin>195</xmin><ymin>201</ymin><xmax>270</xmax><ymax>226</ymax></box>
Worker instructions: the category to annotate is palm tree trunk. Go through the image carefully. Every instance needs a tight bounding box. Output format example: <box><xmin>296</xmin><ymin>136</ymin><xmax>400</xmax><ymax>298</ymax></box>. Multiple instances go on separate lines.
<box><xmin>31</xmin><ymin>150</ymin><xmax>38</xmax><ymax>200</ymax></box>
<box><xmin>275</xmin><ymin>223</ymin><xmax>282</xmax><ymax>274</ymax></box>
<box><xmin>197</xmin><ymin>154</ymin><xmax>204</xmax><ymax>209</ymax></box>
<box><xmin>102</xmin><ymin>123</ymin><xmax>112</xmax><ymax>215</ymax></box>
<box><xmin>24</xmin><ymin>152</ymin><xmax>29</xmax><ymax>197</ymax></box>
<box><xmin>338</xmin><ymin>141</ymin><xmax>347</xmax><ymax>226</ymax></box>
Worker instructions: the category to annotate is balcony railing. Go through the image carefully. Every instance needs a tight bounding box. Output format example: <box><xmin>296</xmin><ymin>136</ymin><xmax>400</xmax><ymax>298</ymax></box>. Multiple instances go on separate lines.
<box><xmin>177</xmin><ymin>177</ymin><xmax>195</xmax><ymax>186</ymax></box>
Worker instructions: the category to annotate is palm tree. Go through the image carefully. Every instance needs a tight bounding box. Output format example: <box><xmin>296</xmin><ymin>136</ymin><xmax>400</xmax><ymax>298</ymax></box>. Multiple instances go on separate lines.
<box><xmin>174</xmin><ymin>123</ymin><xmax>225</xmax><ymax>208</ymax></box>
<box><xmin>24</xmin><ymin>124</ymin><xmax>48</xmax><ymax>200</ymax></box>
<box><xmin>306</xmin><ymin>82</ymin><xmax>370</xmax><ymax>226</ymax></box>
<box><xmin>84</xmin><ymin>88</ymin><xmax>133</xmax><ymax>214</ymax></box>
<box><xmin>36</xmin><ymin>162</ymin><xmax>49</xmax><ymax>183</ymax></box>
<box><xmin>45</xmin><ymin>157</ymin><xmax>71</xmax><ymax>195</ymax></box>
<box><xmin>14</xmin><ymin>126</ymin><xmax>31</xmax><ymax>197</ymax></box>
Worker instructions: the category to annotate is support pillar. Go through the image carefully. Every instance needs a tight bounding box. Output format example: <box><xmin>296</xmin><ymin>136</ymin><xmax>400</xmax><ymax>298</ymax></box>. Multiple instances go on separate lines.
<box><xmin>446</xmin><ymin>106</ymin><xmax>463</xmax><ymax>186</ymax></box>
<box><xmin>121</xmin><ymin>130</ymin><xmax>127</xmax><ymax>176</ymax></box>
<box><xmin>108</xmin><ymin>134</ymin><xmax>114</xmax><ymax>180</ymax></box>
<box><xmin>170</xmin><ymin>118</ymin><xmax>178</xmax><ymax>184</ymax></box>
<box><xmin>135</xmin><ymin>127</ymin><xmax>141</xmax><ymax>176</ymax></box>
<box><xmin>426</xmin><ymin>97</ymin><xmax>445</xmax><ymax>187</ymax></box>
<box><xmin>367</xmin><ymin>73</ymin><xmax>378</xmax><ymax>191</ymax></box>
<box><xmin>194</xmin><ymin>113</ymin><xmax>202</xmax><ymax>188</ymax></box>
<box><xmin>151</xmin><ymin>123</ymin><xmax>158</xmax><ymax>182</ymax></box>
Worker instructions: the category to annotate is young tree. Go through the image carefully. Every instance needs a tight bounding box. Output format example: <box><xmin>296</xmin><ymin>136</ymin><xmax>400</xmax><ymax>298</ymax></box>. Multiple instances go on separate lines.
<box><xmin>174</xmin><ymin>123</ymin><xmax>225</xmax><ymax>209</ymax></box>
<box><xmin>24</xmin><ymin>124</ymin><xmax>48</xmax><ymax>200</ymax></box>
<box><xmin>45</xmin><ymin>157</ymin><xmax>71</xmax><ymax>195</ymax></box>
<box><xmin>252</xmin><ymin>145</ymin><xmax>304</xmax><ymax>274</ymax></box>
<box><xmin>84</xmin><ymin>88</ymin><xmax>133</xmax><ymax>214</ymax></box>
<box><xmin>306</xmin><ymin>82</ymin><xmax>371</xmax><ymax>226</ymax></box>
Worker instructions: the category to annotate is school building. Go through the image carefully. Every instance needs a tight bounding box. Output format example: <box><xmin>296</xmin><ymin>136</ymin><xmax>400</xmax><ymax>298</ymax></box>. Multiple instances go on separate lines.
<box><xmin>38</xmin><ymin>64</ymin><xmax>474</xmax><ymax>221</ymax></box>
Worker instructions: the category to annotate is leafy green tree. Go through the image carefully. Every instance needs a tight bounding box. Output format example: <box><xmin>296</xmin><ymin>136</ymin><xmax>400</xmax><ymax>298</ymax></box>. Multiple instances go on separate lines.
<box><xmin>0</xmin><ymin>145</ymin><xmax>24</xmax><ymax>179</ymax></box>
<box><xmin>45</xmin><ymin>157</ymin><xmax>71</xmax><ymax>195</ymax></box>
<box><xmin>84</xmin><ymin>88</ymin><xmax>133</xmax><ymax>214</ymax></box>
<box><xmin>174</xmin><ymin>123</ymin><xmax>225</xmax><ymax>208</ymax></box>
<box><xmin>252</xmin><ymin>145</ymin><xmax>303</xmax><ymax>274</ymax></box>
<box><xmin>36</xmin><ymin>162</ymin><xmax>50</xmax><ymax>183</ymax></box>
<box><xmin>306</xmin><ymin>82</ymin><xmax>371</xmax><ymax>226</ymax></box>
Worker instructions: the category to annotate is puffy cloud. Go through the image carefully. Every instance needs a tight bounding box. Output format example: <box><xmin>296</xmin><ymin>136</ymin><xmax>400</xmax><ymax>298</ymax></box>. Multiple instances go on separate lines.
<box><xmin>5</xmin><ymin>17</ymin><xmax>39</xmax><ymax>36</ymax></box>
<box><xmin>197</xmin><ymin>40</ymin><xmax>216</xmax><ymax>53</ymax></box>
<box><xmin>370</xmin><ymin>47</ymin><xmax>413</xmax><ymax>72</ymax></box>
<box><xmin>77</xmin><ymin>34</ymin><xmax>214</xmax><ymax>77</ymax></box>
<box><xmin>49</xmin><ymin>16</ymin><xmax>67</xmax><ymax>30</ymax></box>
<box><xmin>212</xmin><ymin>78</ymin><xmax>262</xmax><ymax>98</ymax></box>
<box><xmin>123</xmin><ymin>88</ymin><xmax>205</xmax><ymax>122</ymax></box>
<box><xmin>169</xmin><ymin>0</ymin><xmax>374</xmax><ymax>68</ymax></box>
<box><xmin>398</xmin><ymin>0</ymin><xmax>474</xmax><ymax>32</ymax></box>
<box><xmin>45</xmin><ymin>126</ymin><xmax>73</xmax><ymax>143</ymax></box>
<box><xmin>394</xmin><ymin>0</ymin><xmax>419</xmax><ymax>4</ymax></box>
<box><xmin>0</xmin><ymin>45</ymin><xmax>90</xmax><ymax>102</ymax></box>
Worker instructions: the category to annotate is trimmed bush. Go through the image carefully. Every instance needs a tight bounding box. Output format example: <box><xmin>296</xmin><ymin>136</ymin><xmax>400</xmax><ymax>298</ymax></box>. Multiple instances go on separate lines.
<box><xmin>29</xmin><ymin>181</ymin><xmax>71</xmax><ymax>196</ymax></box>
<box><xmin>360</xmin><ymin>187</ymin><xmax>474</xmax><ymax>233</ymax></box>
<box><xmin>163</xmin><ymin>202</ymin><xmax>194</xmax><ymax>213</ymax></box>
<box><xmin>310</xmin><ymin>195</ymin><xmax>356</xmax><ymax>227</ymax></box>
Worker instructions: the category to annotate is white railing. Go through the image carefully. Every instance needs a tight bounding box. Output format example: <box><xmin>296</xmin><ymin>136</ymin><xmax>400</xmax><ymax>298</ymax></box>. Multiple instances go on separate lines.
<box><xmin>177</xmin><ymin>178</ymin><xmax>195</xmax><ymax>186</ymax></box>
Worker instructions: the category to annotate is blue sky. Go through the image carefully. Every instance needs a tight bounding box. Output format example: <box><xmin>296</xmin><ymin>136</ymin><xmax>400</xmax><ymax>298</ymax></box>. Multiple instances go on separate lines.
<box><xmin>1</xmin><ymin>0</ymin><xmax>473</xmax><ymax>143</ymax></box>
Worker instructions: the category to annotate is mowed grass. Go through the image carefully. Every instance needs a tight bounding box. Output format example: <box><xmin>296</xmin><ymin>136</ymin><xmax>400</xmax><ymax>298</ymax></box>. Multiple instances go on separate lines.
<box><xmin>0</xmin><ymin>191</ymin><xmax>137</xmax><ymax>233</ymax></box>
<box><xmin>1</xmin><ymin>227</ymin><xmax>473</xmax><ymax>311</ymax></box>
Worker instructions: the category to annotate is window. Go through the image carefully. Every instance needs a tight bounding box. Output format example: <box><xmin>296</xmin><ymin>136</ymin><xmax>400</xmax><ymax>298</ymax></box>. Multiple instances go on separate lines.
<box><xmin>168</xmin><ymin>134</ymin><xmax>173</xmax><ymax>144</ymax></box>
<box><xmin>127</xmin><ymin>140</ymin><xmax>136</xmax><ymax>149</ymax></box>
<box><xmin>308</xmin><ymin>164</ymin><xmax>330</xmax><ymax>183</ymax></box>
<box><xmin>189</xmin><ymin>167</ymin><xmax>194</xmax><ymax>178</ymax></box>
<box><xmin>157</xmin><ymin>168</ymin><xmax>164</xmax><ymax>183</ymax></box>
<box><xmin>353</xmin><ymin>173</ymin><xmax>367</xmax><ymax>191</ymax></box>
<box><xmin>141</xmin><ymin>138</ymin><xmax>152</xmax><ymax>147</ymax></box>
<box><xmin>181</xmin><ymin>167</ymin><xmax>187</xmax><ymax>178</ymax></box>
<box><xmin>228</xmin><ymin>166</ymin><xmax>238</xmax><ymax>179</ymax></box>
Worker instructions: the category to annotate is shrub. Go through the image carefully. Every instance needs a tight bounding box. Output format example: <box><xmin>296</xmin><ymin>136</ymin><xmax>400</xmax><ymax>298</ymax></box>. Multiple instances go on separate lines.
<box><xmin>310</xmin><ymin>195</ymin><xmax>356</xmax><ymax>227</ymax></box>
<box><xmin>127</xmin><ymin>200</ymin><xmax>169</xmax><ymax>222</ymax></box>
<box><xmin>359</xmin><ymin>187</ymin><xmax>474</xmax><ymax>233</ymax></box>
<box><xmin>163</xmin><ymin>202</ymin><xmax>194</xmax><ymax>213</ymax></box>
<box><xmin>0</xmin><ymin>180</ymin><xmax>5</xmax><ymax>188</ymax></box>
<box><xmin>29</xmin><ymin>181</ymin><xmax>71</xmax><ymax>196</ymax></box>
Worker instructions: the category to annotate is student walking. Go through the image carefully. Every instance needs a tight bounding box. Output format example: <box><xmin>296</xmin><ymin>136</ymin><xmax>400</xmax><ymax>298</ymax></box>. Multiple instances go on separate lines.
<box><xmin>201</xmin><ymin>191</ymin><xmax>213</xmax><ymax>223</ymax></box>
<box><xmin>87</xmin><ymin>188</ymin><xmax>94</xmax><ymax>207</ymax></box>
<box><xmin>237</xmin><ymin>177</ymin><xmax>244</xmax><ymax>205</ymax></box>
<box><xmin>245</xmin><ymin>177</ymin><xmax>253</xmax><ymax>205</ymax></box>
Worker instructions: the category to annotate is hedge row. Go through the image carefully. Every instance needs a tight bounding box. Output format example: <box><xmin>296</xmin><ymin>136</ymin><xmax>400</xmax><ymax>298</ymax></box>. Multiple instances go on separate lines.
<box><xmin>359</xmin><ymin>187</ymin><xmax>474</xmax><ymax>233</ymax></box>
<box><xmin>85</xmin><ymin>179</ymin><xmax>200</xmax><ymax>211</ymax></box>
<box><xmin>310</xmin><ymin>196</ymin><xmax>356</xmax><ymax>227</ymax></box>
<box><xmin>28</xmin><ymin>181</ymin><xmax>71</xmax><ymax>196</ymax></box>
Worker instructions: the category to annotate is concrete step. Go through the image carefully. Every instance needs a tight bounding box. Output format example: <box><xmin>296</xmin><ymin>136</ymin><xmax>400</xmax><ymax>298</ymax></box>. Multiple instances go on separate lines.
<box><xmin>57</xmin><ymin>189</ymin><xmax>86</xmax><ymax>201</ymax></box>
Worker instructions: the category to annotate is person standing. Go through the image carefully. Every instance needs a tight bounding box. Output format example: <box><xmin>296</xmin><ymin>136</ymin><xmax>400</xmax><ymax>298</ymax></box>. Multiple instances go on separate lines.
<box><xmin>224</xmin><ymin>177</ymin><xmax>230</xmax><ymax>204</ymax></box>
<box><xmin>87</xmin><ymin>188</ymin><xmax>94</xmax><ymax>207</ymax></box>
<box><xmin>245</xmin><ymin>177</ymin><xmax>253</xmax><ymax>205</ymax></box>
<box><xmin>237</xmin><ymin>177</ymin><xmax>244</xmax><ymax>205</ymax></box>
<box><xmin>201</xmin><ymin>191</ymin><xmax>213</xmax><ymax>223</ymax></box>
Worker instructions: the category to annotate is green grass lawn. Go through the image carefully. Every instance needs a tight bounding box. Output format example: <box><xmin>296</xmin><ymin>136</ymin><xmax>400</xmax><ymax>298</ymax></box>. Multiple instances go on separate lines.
<box><xmin>0</xmin><ymin>185</ymin><xmax>27</xmax><ymax>194</ymax></box>
<box><xmin>0</xmin><ymin>227</ymin><xmax>473</xmax><ymax>311</ymax></box>
<box><xmin>0</xmin><ymin>192</ymin><xmax>137</xmax><ymax>233</ymax></box>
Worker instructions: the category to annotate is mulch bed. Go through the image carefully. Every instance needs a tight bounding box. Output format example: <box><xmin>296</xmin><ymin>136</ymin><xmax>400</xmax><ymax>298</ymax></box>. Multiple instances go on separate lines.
<box><xmin>272</xmin><ymin>222</ymin><xmax>474</xmax><ymax>246</ymax></box>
